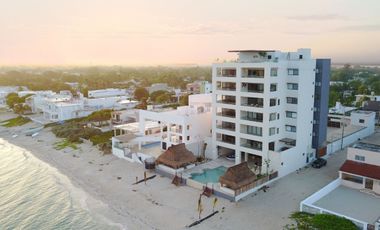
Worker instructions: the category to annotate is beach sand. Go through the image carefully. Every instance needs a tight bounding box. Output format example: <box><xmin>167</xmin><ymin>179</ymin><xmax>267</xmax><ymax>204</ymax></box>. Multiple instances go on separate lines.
<box><xmin>0</xmin><ymin>111</ymin><xmax>344</xmax><ymax>230</ymax></box>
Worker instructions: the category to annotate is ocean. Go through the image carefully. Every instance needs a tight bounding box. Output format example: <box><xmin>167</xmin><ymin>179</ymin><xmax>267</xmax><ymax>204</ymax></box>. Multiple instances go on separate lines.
<box><xmin>0</xmin><ymin>138</ymin><xmax>119</xmax><ymax>230</ymax></box>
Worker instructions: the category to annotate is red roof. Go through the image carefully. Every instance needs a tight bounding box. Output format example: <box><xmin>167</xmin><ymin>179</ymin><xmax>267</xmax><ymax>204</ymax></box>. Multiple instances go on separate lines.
<box><xmin>340</xmin><ymin>160</ymin><xmax>380</xmax><ymax>180</ymax></box>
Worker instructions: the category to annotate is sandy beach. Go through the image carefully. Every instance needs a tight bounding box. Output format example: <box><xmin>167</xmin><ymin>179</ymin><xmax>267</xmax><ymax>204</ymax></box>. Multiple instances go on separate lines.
<box><xmin>0</xmin><ymin>111</ymin><xmax>345</xmax><ymax>230</ymax></box>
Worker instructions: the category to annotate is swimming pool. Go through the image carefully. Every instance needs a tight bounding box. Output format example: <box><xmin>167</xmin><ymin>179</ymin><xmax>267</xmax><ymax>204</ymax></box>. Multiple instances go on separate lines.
<box><xmin>190</xmin><ymin>166</ymin><xmax>227</xmax><ymax>184</ymax></box>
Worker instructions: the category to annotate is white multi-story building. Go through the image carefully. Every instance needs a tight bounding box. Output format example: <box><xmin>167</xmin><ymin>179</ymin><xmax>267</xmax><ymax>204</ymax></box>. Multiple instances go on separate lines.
<box><xmin>212</xmin><ymin>49</ymin><xmax>330</xmax><ymax>177</ymax></box>
<box><xmin>139</xmin><ymin>94</ymin><xmax>212</xmax><ymax>154</ymax></box>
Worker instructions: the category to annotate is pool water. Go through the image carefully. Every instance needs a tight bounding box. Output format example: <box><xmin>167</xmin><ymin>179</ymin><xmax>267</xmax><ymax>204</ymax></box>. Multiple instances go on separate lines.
<box><xmin>190</xmin><ymin>166</ymin><xmax>227</xmax><ymax>184</ymax></box>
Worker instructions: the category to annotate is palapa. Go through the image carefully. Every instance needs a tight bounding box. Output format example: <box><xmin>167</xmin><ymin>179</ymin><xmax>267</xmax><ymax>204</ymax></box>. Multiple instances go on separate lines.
<box><xmin>156</xmin><ymin>143</ymin><xmax>197</xmax><ymax>169</ymax></box>
<box><xmin>219</xmin><ymin>162</ymin><xmax>257</xmax><ymax>190</ymax></box>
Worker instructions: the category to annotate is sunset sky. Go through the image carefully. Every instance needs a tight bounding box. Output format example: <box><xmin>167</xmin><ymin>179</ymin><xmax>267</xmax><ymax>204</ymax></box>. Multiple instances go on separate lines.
<box><xmin>1</xmin><ymin>0</ymin><xmax>380</xmax><ymax>66</ymax></box>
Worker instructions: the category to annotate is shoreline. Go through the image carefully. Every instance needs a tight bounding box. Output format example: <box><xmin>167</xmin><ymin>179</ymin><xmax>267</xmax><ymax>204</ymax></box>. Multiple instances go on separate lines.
<box><xmin>0</xmin><ymin>111</ymin><xmax>346</xmax><ymax>230</ymax></box>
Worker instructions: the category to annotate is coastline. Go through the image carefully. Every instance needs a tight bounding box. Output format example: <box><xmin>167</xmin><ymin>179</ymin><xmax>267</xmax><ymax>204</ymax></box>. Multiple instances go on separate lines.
<box><xmin>0</xmin><ymin>112</ymin><xmax>223</xmax><ymax>230</ymax></box>
<box><xmin>0</xmin><ymin>111</ymin><xmax>345</xmax><ymax>230</ymax></box>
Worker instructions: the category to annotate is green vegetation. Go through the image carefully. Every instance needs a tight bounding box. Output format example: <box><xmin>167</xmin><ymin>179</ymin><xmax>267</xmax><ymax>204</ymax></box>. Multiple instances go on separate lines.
<box><xmin>0</xmin><ymin>66</ymin><xmax>211</xmax><ymax>93</ymax></box>
<box><xmin>5</xmin><ymin>93</ymin><xmax>33</xmax><ymax>114</ymax></box>
<box><xmin>285</xmin><ymin>212</ymin><xmax>357</xmax><ymax>230</ymax></box>
<box><xmin>179</xmin><ymin>94</ymin><xmax>189</xmax><ymax>106</ymax></box>
<box><xmin>134</xmin><ymin>87</ymin><xmax>149</xmax><ymax>101</ymax></box>
<box><xmin>150</xmin><ymin>90</ymin><xmax>173</xmax><ymax>104</ymax></box>
<box><xmin>1</xmin><ymin>116</ymin><xmax>31</xmax><ymax>127</ymax></box>
<box><xmin>329</xmin><ymin>64</ymin><xmax>380</xmax><ymax>107</ymax></box>
<box><xmin>54</xmin><ymin>139</ymin><xmax>79</xmax><ymax>150</ymax></box>
<box><xmin>50</xmin><ymin>110</ymin><xmax>113</xmax><ymax>154</ymax></box>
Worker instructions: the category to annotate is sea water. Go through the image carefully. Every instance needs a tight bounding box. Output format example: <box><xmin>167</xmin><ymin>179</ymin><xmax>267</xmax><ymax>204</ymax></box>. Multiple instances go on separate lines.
<box><xmin>0</xmin><ymin>138</ymin><xmax>119</xmax><ymax>230</ymax></box>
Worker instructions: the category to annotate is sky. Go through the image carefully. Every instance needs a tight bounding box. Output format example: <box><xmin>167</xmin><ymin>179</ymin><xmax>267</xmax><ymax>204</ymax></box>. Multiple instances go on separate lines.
<box><xmin>0</xmin><ymin>0</ymin><xmax>380</xmax><ymax>66</ymax></box>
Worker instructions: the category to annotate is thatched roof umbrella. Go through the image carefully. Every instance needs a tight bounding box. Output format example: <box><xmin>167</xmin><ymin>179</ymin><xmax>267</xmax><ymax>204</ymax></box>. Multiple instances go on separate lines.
<box><xmin>219</xmin><ymin>162</ymin><xmax>257</xmax><ymax>191</ymax></box>
<box><xmin>156</xmin><ymin>143</ymin><xmax>197</xmax><ymax>169</ymax></box>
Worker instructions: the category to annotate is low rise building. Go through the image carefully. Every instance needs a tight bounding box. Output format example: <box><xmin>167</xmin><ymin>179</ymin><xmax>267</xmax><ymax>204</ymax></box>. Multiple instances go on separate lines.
<box><xmin>88</xmin><ymin>88</ymin><xmax>128</xmax><ymax>98</ymax></box>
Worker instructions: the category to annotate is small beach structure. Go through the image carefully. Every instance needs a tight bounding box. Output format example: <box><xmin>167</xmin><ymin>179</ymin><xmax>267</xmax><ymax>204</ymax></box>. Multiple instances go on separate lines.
<box><xmin>219</xmin><ymin>162</ymin><xmax>257</xmax><ymax>195</ymax></box>
<box><xmin>156</xmin><ymin>143</ymin><xmax>197</xmax><ymax>169</ymax></box>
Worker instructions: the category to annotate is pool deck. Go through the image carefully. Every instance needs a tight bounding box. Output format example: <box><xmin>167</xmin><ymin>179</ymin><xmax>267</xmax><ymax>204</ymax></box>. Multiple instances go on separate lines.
<box><xmin>183</xmin><ymin>157</ymin><xmax>234</xmax><ymax>179</ymax></box>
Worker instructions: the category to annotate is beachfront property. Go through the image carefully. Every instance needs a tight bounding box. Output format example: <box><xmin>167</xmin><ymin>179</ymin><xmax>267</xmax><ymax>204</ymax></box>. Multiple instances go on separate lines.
<box><xmin>88</xmin><ymin>88</ymin><xmax>128</xmax><ymax>98</ymax></box>
<box><xmin>111</xmin><ymin>94</ymin><xmax>212</xmax><ymax>162</ymax></box>
<box><xmin>211</xmin><ymin>49</ymin><xmax>331</xmax><ymax>177</ymax></box>
<box><xmin>25</xmin><ymin>90</ymin><xmax>71</xmax><ymax>113</ymax></box>
<box><xmin>301</xmin><ymin>132</ymin><xmax>380</xmax><ymax>230</ymax></box>
<box><xmin>111</xmin><ymin>109</ymin><xmax>139</xmax><ymax>125</ymax></box>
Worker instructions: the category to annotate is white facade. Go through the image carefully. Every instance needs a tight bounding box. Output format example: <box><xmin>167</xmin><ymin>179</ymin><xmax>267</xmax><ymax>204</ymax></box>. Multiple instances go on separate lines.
<box><xmin>139</xmin><ymin>94</ymin><xmax>212</xmax><ymax>155</ymax></box>
<box><xmin>212</xmin><ymin>49</ymin><xmax>316</xmax><ymax>177</ymax></box>
<box><xmin>26</xmin><ymin>91</ymin><xmax>71</xmax><ymax>113</ymax></box>
<box><xmin>88</xmin><ymin>88</ymin><xmax>128</xmax><ymax>98</ymax></box>
<box><xmin>355</xmin><ymin>93</ymin><xmax>380</xmax><ymax>104</ymax></box>
<box><xmin>43</xmin><ymin>100</ymin><xmax>90</xmax><ymax>122</ymax></box>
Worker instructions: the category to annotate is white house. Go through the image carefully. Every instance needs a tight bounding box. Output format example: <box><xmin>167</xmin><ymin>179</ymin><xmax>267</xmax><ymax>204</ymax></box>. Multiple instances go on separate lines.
<box><xmin>212</xmin><ymin>49</ymin><xmax>331</xmax><ymax>177</ymax></box>
<box><xmin>139</xmin><ymin>94</ymin><xmax>212</xmax><ymax>155</ymax></box>
<box><xmin>25</xmin><ymin>91</ymin><xmax>71</xmax><ymax>113</ymax></box>
<box><xmin>88</xmin><ymin>88</ymin><xmax>128</xmax><ymax>98</ymax></box>
<box><xmin>112</xmin><ymin>94</ymin><xmax>213</xmax><ymax>161</ymax></box>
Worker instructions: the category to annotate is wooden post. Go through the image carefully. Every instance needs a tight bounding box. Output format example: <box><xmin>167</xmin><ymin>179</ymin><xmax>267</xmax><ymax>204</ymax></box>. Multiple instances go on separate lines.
<box><xmin>144</xmin><ymin>171</ymin><xmax>147</xmax><ymax>185</ymax></box>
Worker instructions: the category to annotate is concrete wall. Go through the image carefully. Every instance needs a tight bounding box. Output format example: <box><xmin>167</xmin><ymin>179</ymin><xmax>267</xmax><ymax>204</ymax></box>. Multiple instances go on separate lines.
<box><xmin>347</xmin><ymin>147</ymin><xmax>380</xmax><ymax>166</ymax></box>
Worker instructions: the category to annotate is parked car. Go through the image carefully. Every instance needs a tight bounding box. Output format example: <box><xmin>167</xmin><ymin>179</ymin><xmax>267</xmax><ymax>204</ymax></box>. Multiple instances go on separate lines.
<box><xmin>311</xmin><ymin>158</ymin><xmax>327</xmax><ymax>168</ymax></box>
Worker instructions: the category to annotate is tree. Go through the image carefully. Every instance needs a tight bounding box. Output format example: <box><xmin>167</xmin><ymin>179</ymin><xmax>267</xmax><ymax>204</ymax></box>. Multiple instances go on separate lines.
<box><xmin>6</xmin><ymin>93</ymin><xmax>23</xmax><ymax>109</ymax></box>
<box><xmin>179</xmin><ymin>94</ymin><xmax>189</xmax><ymax>106</ymax></box>
<box><xmin>358</xmin><ymin>84</ymin><xmax>368</xmax><ymax>95</ymax></box>
<box><xmin>134</xmin><ymin>87</ymin><xmax>149</xmax><ymax>101</ymax></box>
<box><xmin>156</xmin><ymin>94</ymin><xmax>171</xmax><ymax>104</ymax></box>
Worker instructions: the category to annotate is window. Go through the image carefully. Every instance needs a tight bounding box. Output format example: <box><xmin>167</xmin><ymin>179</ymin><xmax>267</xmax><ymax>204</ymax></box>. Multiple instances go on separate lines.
<box><xmin>359</xmin><ymin>119</ymin><xmax>365</xmax><ymax>123</ymax></box>
<box><xmin>187</xmin><ymin>125</ymin><xmax>190</xmax><ymax>130</ymax></box>
<box><xmin>270</xmin><ymin>98</ymin><xmax>276</xmax><ymax>107</ymax></box>
<box><xmin>285</xmin><ymin>125</ymin><xmax>296</xmax><ymax>132</ymax></box>
<box><xmin>267</xmin><ymin>55</ymin><xmax>272</xmax><ymax>60</ymax></box>
<box><xmin>278</xmin><ymin>99</ymin><xmax>280</xmax><ymax>105</ymax></box>
<box><xmin>355</xmin><ymin>155</ymin><xmax>365</xmax><ymax>162</ymax></box>
<box><xmin>246</xmin><ymin>125</ymin><xmax>262</xmax><ymax>136</ymax></box>
<box><xmin>270</xmin><ymin>84</ymin><xmax>277</xmax><ymax>92</ymax></box>
<box><xmin>269</xmin><ymin>113</ymin><xmax>277</xmax><ymax>121</ymax></box>
<box><xmin>287</xmin><ymin>68</ymin><xmax>299</xmax><ymax>76</ymax></box>
<box><xmin>286</xmin><ymin>97</ymin><xmax>298</xmax><ymax>104</ymax></box>
<box><xmin>187</xmin><ymin>136</ymin><xmax>190</xmax><ymax>141</ymax></box>
<box><xmin>342</xmin><ymin>173</ymin><xmax>363</xmax><ymax>184</ymax></box>
<box><xmin>287</xmin><ymin>83</ymin><xmax>298</xmax><ymax>90</ymax></box>
<box><xmin>299</xmin><ymin>55</ymin><xmax>303</xmax><ymax>59</ymax></box>
<box><xmin>269</xmin><ymin>142</ymin><xmax>275</xmax><ymax>151</ymax></box>
<box><xmin>286</xmin><ymin>111</ymin><xmax>297</xmax><ymax>118</ymax></box>
<box><xmin>269</xmin><ymin>127</ymin><xmax>276</xmax><ymax>136</ymax></box>
<box><xmin>270</xmin><ymin>68</ymin><xmax>278</xmax><ymax>77</ymax></box>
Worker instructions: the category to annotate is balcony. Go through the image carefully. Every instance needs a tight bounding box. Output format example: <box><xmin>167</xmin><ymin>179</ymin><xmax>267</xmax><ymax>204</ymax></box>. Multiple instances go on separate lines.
<box><xmin>217</xmin><ymin>95</ymin><xmax>236</xmax><ymax>105</ymax></box>
<box><xmin>241</xmin><ymin>83</ymin><xmax>264</xmax><ymax>93</ymax></box>
<box><xmin>217</xmin><ymin>121</ymin><xmax>236</xmax><ymax>132</ymax></box>
<box><xmin>241</xmin><ymin>139</ymin><xmax>263</xmax><ymax>151</ymax></box>
<box><xmin>241</xmin><ymin>97</ymin><xmax>264</xmax><ymax>108</ymax></box>
<box><xmin>216</xmin><ymin>109</ymin><xmax>236</xmax><ymax>118</ymax></box>
<box><xmin>242</xmin><ymin>68</ymin><xmax>264</xmax><ymax>78</ymax></box>
<box><xmin>241</xmin><ymin>111</ymin><xmax>263</xmax><ymax>122</ymax></box>
<box><xmin>216</xmin><ymin>134</ymin><xmax>236</xmax><ymax>145</ymax></box>
<box><xmin>240</xmin><ymin>124</ymin><xmax>262</xmax><ymax>136</ymax></box>
<box><xmin>217</xmin><ymin>68</ymin><xmax>236</xmax><ymax>78</ymax></box>
<box><xmin>216</xmin><ymin>82</ymin><xmax>236</xmax><ymax>91</ymax></box>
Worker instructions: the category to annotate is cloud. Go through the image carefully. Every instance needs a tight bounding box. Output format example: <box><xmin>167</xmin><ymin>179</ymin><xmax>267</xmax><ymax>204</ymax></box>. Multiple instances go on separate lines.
<box><xmin>287</xmin><ymin>14</ymin><xmax>347</xmax><ymax>21</ymax></box>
